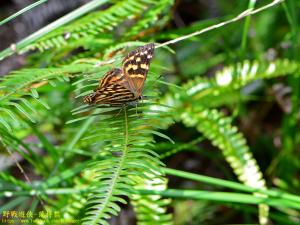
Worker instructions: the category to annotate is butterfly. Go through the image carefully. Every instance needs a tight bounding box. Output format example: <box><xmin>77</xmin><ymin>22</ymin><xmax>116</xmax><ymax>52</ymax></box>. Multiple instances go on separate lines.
<box><xmin>83</xmin><ymin>43</ymin><xmax>155</xmax><ymax>106</ymax></box>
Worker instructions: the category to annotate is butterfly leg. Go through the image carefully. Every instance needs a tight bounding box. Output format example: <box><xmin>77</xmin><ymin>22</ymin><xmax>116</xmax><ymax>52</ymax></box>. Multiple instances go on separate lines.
<box><xmin>138</xmin><ymin>97</ymin><xmax>143</xmax><ymax>116</ymax></box>
<box><xmin>140</xmin><ymin>95</ymin><xmax>144</xmax><ymax>104</ymax></box>
<box><xmin>134</xmin><ymin>101</ymin><xmax>142</xmax><ymax>117</ymax></box>
<box><xmin>114</xmin><ymin>104</ymin><xmax>127</xmax><ymax>117</ymax></box>
<box><xmin>115</xmin><ymin>106</ymin><xmax>124</xmax><ymax>117</ymax></box>
<box><xmin>126</xmin><ymin>101</ymin><xmax>139</xmax><ymax>117</ymax></box>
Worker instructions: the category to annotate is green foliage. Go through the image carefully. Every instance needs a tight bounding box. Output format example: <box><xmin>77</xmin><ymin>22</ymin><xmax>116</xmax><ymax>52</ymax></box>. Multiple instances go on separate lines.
<box><xmin>163</xmin><ymin>59</ymin><xmax>300</xmax><ymax>223</ymax></box>
<box><xmin>131</xmin><ymin>175</ymin><xmax>172</xmax><ymax>225</ymax></box>
<box><xmin>183</xmin><ymin>59</ymin><xmax>300</xmax><ymax>108</ymax></box>
<box><xmin>22</xmin><ymin>0</ymin><xmax>174</xmax><ymax>56</ymax></box>
<box><xmin>181</xmin><ymin>107</ymin><xmax>269</xmax><ymax>224</ymax></box>
<box><xmin>1</xmin><ymin>1</ymin><xmax>300</xmax><ymax>225</ymax></box>
<box><xmin>77</xmin><ymin>104</ymin><xmax>170</xmax><ymax>225</ymax></box>
<box><xmin>0</xmin><ymin>63</ymin><xmax>103</xmax><ymax>130</ymax></box>
<box><xmin>124</xmin><ymin>0</ymin><xmax>174</xmax><ymax>38</ymax></box>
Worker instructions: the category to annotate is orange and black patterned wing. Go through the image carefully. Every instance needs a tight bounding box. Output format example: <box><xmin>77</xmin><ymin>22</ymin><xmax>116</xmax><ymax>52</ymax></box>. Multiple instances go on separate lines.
<box><xmin>98</xmin><ymin>68</ymin><xmax>123</xmax><ymax>88</ymax></box>
<box><xmin>83</xmin><ymin>68</ymin><xmax>137</xmax><ymax>105</ymax></box>
<box><xmin>121</xmin><ymin>43</ymin><xmax>155</xmax><ymax>98</ymax></box>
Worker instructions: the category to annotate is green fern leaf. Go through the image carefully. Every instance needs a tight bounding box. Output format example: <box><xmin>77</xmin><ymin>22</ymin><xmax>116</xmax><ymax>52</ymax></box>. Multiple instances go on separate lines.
<box><xmin>184</xmin><ymin>59</ymin><xmax>300</xmax><ymax>108</ymax></box>
<box><xmin>79</xmin><ymin>104</ymin><xmax>169</xmax><ymax>225</ymax></box>
<box><xmin>181</xmin><ymin>107</ymin><xmax>269</xmax><ymax>224</ymax></box>
<box><xmin>23</xmin><ymin>0</ymin><xmax>160</xmax><ymax>53</ymax></box>
<box><xmin>131</xmin><ymin>174</ymin><xmax>173</xmax><ymax>225</ymax></box>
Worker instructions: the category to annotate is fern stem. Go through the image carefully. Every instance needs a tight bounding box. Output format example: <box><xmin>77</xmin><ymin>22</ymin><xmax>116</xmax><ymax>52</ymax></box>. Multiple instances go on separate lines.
<box><xmin>163</xmin><ymin>168</ymin><xmax>300</xmax><ymax>204</ymax></box>
<box><xmin>4</xmin><ymin>188</ymin><xmax>300</xmax><ymax>213</ymax></box>
<box><xmin>85</xmin><ymin>107</ymin><xmax>129</xmax><ymax>225</ymax></box>
<box><xmin>48</xmin><ymin>115</ymin><xmax>97</xmax><ymax>178</ymax></box>
<box><xmin>240</xmin><ymin>0</ymin><xmax>256</xmax><ymax>54</ymax></box>
<box><xmin>134</xmin><ymin>189</ymin><xmax>300</xmax><ymax>210</ymax></box>
<box><xmin>4</xmin><ymin>185</ymin><xmax>300</xmax><ymax>208</ymax></box>
<box><xmin>0</xmin><ymin>196</ymin><xmax>29</xmax><ymax>211</ymax></box>
<box><xmin>67</xmin><ymin>114</ymin><xmax>97</xmax><ymax>150</ymax></box>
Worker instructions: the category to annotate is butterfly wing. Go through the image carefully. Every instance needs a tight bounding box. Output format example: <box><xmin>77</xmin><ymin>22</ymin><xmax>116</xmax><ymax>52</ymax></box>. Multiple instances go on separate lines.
<box><xmin>83</xmin><ymin>43</ymin><xmax>155</xmax><ymax>105</ymax></box>
<box><xmin>83</xmin><ymin>68</ymin><xmax>136</xmax><ymax>105</ymax></box>
<box><xmin>121</xmin><ymin>43</ymin><xmax>155</xmax><ymax>98</ymax></box>
<box><xmin>98</xmin><ymin>68</ymin><xmax>123</xmax><ymax>88</ymax></box>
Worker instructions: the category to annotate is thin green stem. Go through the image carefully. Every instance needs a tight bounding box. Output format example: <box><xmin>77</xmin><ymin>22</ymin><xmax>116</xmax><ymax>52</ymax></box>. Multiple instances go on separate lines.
<box><xmin>283</xmin><ymin>1</ymin><xmax>300</xmax><ymax>140</ymax></box>
<box><xmin>160</xmin><ymin>136</ymin><xmax>205</xmax><ymax>159</ymax></box>
<box><xmin>134</xmin><ymin>189</ymin><xmax>300</xmax><ymax>210</ymax></box>
<box><xmin>279</xmin><ymin>1</ymin><xmax>300</xmax><ymax>189</ymax></box>
<box><xmin>48</xmin><ymin>105</ymin><xmax>102</xmax><ymax>178</ymax></box>
<box><xmin>8</xmin><ymin>187</ymin><xmax>296</xmax><ymax>210</ymax></box>
<box><xmin>31</xmin><ymin>125</ymin><xmax>58</xmax><ymax>161</ymax></box>
<box><xmin>0</xmin><ymin>197</ymin><xmax>29</xmax><ymax>211</ymax></box>
<box><xmin>43</xmin><ymin>162</ymin><xmax>88</xmax><ymax>188</ymax></box>
<box><xmin>67</xmin><ymin>116</ymin><xmax>95</xmax><ymax>150</ymax></box>
<box><xmin>163</xmin><ymin>168</ymin><xmax>300</xmax><ymax>204</ymax></box>
<box><xmin>241</xmin><ymin>0</ymin><xmax>256</xmax><ymax>53</ymax></box>
<box><xmin>157</xmin><ymin>0</ymin><xmax>284</xmax><ymax>48</ymax></box>
<box><xmin>0</xmin><ymin>0</ymin><xmax>48</xmax><ymax>26</ymax></box>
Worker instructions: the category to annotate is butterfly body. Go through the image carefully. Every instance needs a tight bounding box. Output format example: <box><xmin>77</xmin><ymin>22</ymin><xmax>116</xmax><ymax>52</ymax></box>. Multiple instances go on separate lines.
<box><xmin>83</xmin><ymin>43</ymin><xmax>155</xmax><ymax>106</ymax></box>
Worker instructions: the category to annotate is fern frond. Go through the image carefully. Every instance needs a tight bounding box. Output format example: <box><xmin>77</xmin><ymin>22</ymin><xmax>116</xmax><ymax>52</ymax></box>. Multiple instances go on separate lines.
<box><xmin>124</xmin><ymin>0</ymin><xmax>174</xmax><ymax>38</ymax></box>
<box><xmin>102</xmin><ymin>41</ymin><xmax>149</xmax><ymax>60</ymax></box>
<box><xmin>131</xmin><ymin>174</ymin><xmax>173</xmax><ymax>225</ymax></box>
<box><xmin>58</xmin><ymin>171</ymin><xmax>92</xmax><ymax>220</ymax></box>
<box><xmin>0</xmin><ymin>64</ymin><xmax>106</xmax><ymax>130</ymax></box>
<box><xmin>23</xmin><ymin>0</ymin><xmax>159</xmax><ymax>53</ymax></box>
<box><xmin>0</xmin><ymin>64</ymin><xmax>95</xmax><ymax>101</ymax></box>
<box><xmin>181</xmin><ymin>107</ymin><xmax>269</xmax><ymax>224</ymax></box>
<box><xmin>78</xmin><ymin>103</ymin><xmax>169</xmax><ymax>225</ymax></box>
<box><xmin>154</xmin><ymin>60</ymin><xmax>300</xmax><ymax>224</ymax></box>
<box><xmin>71</xmin><ymin>75</ymin><xmax>172</xmax><ymax>224</ymax></box>
<box><xmin>184</xmin><ymin>59</ymin><xmax>300</xmax><ymax>108</ymax></box>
